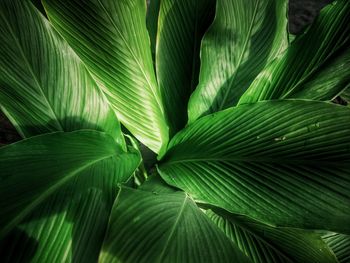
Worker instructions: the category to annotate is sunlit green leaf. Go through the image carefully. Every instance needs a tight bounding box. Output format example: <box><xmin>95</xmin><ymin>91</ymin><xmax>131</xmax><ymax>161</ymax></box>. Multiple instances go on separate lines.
<box><xmin>159</xmin><ymin>100</ymin><xmax>350</xmax><ymax>233</ymax></box>
<box><xmin>99</xmin><ymin>187</ymin><xmax>251</xmax><ymax>263</ymax></box>
<box><xmin>0</xmin><ymin>131</ymin><xmax>140</xmax><ymax>262</ymax></box>
<box><xmin>0</xmin><ymin>0</ymin><xmax>124</xmax><ymax>146</ymax></box>
<box><xmin>207</xmin><ymin>210</ymin><xmax>337</xmax><ymax>263</ymax></box>
<box><xmin>239</xmin><ymin>0</ymin><xmax>350</xmax><ymax>104</ymax></box>
<box><xmin>187</xmin><ymin>0</ymin><xmax>288</xmax><ymax>122</ymax></box>
<box><xmin>43</xmin><ymin>0</ymin><xmax>169</xmax><ymax>154</ymax></box>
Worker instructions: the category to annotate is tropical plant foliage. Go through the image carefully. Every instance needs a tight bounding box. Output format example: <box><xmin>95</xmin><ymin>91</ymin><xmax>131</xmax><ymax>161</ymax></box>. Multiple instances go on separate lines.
<box><xmin>0</xmin><ymin>0</ymin><xmax>349</xmax><ymax>262</ymax></box>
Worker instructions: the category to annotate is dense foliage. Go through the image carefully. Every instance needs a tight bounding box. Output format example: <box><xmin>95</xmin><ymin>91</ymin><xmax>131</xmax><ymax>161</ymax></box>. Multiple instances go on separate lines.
<box><xmin>0</xmin><ymin>0</ymin><xmax>349</xmax><ymax>262</ymax></box>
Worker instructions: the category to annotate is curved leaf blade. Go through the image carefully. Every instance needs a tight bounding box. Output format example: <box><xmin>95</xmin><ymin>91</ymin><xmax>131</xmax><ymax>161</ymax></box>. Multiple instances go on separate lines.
<box><xmin>0</xmin><ymin>0</ymin><xmax>123</xmax><ymax>146</ymax></box>
<box><xmin>156</xmin><ymin>0</ymin><xmax>215</xmax><ymax>135</ymax></box>
<box><xmin>340</xmin><ymin>86</ymin><xmax>350</xmax><ymax>104</ymax></box>
<box><xmin>207</xmin><ymin>210</ymin><xmax>337</xmax><ymax>263</ymax></box>
<box><xmin>159</xmin><ymin>100</ymin><xmax>350</xmax><ymax>233</ymax></box>
<box><xmin>0</xmin><ymin>130</ymin><xmax>140</xmax><ymax>240</ymax></box>
<box><xmin>323</xmin><ymin>233</ymin><xmax>350</xmax><ymax>263</ymax></box>
<box><xmin>187</xmin><ymin>0</ymin><xmax>288</xmax><ymax>122</ymax></box>
<box><xmin>99</xmin><ymin>187</ymin><xmax>251</xmax><ymax>263</ymax></box>
<box><xmin>0</xmin><ymin>147</ymin><xmax>140</xmax><ymax>262</ymax></box>
<box><xmin>239</xmin><ymin>0</ymin><xmax>350</xmax><ymax>104</ymax></box>
<box><xmin>43</xmin><ymin>0</ymin><xmax>169</xmax><ymax>153</ymax></box>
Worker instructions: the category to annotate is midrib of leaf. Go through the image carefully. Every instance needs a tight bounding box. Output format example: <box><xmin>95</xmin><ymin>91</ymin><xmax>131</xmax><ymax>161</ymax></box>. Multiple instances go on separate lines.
<box><xmin>157</xmin><ymin>194</ymin><xmax>188</xmax><ymax>261</ymax></box>
<box><xmin>0</xmin><ymin>8</ymin><xmax>64</xmax><ymax>131</ymax></box>
<box><xmin>222</xmin><ymin>218</ymin><xmax>294</xmax><ymax>262</ymax></box>
<box><xmin>218</xmin><ymin>0</ymin><xmax>260</xmax><ymax>111</ymax></box>
<box><xmin>1</xmin><ymin>153</ymin><xmax>116</xmax><ymax>238</ymax></box>
<box><xmin>95</xmin><ymin>0</ymin><xmax>164</xmax><ymax>112</ymax></box>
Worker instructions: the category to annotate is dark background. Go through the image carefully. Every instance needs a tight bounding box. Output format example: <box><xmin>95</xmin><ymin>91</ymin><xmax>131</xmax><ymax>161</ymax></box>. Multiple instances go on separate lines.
<box><xmin>288</xmin><ymin>0</ymin><xmax>332</xmax><ymax>34</ymax></box>
<box><xmin>0</xmin><ymin>0</ymin><xmax>335</xmax><ymax>145</ymax></box>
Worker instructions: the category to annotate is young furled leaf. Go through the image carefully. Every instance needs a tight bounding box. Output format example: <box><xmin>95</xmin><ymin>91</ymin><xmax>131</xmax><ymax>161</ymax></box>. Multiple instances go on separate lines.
<box><xmin>156</xmin><ymin>0</ymin><xmax>215</xmax><ymax>135</ymax></box>
<box><xmin>188</xmin><ymin>0</ymin><xmax>289</xmax><ymax>122</ymax></box>
<box><xmin>239</xmin><ymin>0</ymin><xmax>350</xmax><ymax>104</ymax></box>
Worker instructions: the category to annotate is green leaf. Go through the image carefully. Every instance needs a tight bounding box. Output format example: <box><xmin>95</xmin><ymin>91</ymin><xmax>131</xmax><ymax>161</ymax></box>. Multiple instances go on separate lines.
<box><xmin>340</xmin><ymin>86</ymin><xmax>350</xmax><ymax>104</ymax></box>
<box><xmin>0</xmin><ymin>0</ymin><xmax>124</xmax><ymax>147</ymax></box>
<box><xmin>187</xmin><ymin>0</ymin><xmax>288</xmax><ymax>122</ymax></box>
<box><xmin>99</xmin><ymin>187</ymin><xmax>251</xmax><ymax>263</ymax></box>
<box><xmin>323</xmin><ymin>233</ymin><xmax>350</xmax><ymax>263</ymax></box>
<box><xmin>239</xmin><ymin>0</ymin><xmax>350</xmax><ymax>104</ymax></box>
<box><xmin>146</xmin><ymin>0</ymin><xmax>160</xmax><ymax>60</ymax></box>
<box><xmin>0</xmin><ymin>130</ymin><xmax>140</xmax><ymax>262</ymax></box>
<box><xmin>156</xmin><ymin>0</ymin><xmax>215</xmax><ymax>135</ymax></box>
<box><xmin>138</xmin><ymin>173</ymin><xmax>177</xmax><ymax>194</ymax></box>
<box><xmin>158</xmin><ymin>100</ymin><xmax>350</xmax><ymax>233</ymax></box>
<box><xmin>207</xmin><ymin>210</ymin><xmax>337</xmax><ymax>263</ymax></box>
<box><xmin>43</xmin><ymin>0</ymin><xmax>169</xmax><ymax>154</ymax></box>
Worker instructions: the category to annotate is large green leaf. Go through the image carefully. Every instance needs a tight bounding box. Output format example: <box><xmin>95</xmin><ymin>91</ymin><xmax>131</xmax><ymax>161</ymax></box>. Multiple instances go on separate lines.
<box><xmin>99</xmin><ymin>186</ymin><xmax>251</xmax><ymax>263</ymax></box>
<box><xmin>43</xmin><ymin>0</ymin><xmax>169</xmax><ymax>154</ymax></box>
<box><xmin>0</xmin><ymin>130</ymin><xmax>140</xmax><ymax>262</ymax></box>
<box><xmin>207</xmin><ymin>210</ymin><xmax>337</xmax><ymax>263</ymax></box>
<box><xmin>239</xmin><ymin>0</ymin><xmax>350</xmax><ymax>104</ymax></box>
<box><xmin>0</xmin><ymin>0</ymin><xmax>124</xmax><ymax>146</ymax></box>
<box><xmin>156</xmin><ymin>0</ymin><xmax>215</xmax><ymax>135</ymax></box>
<box><xmin>158</xmin><ymin>100</ymin><xmax>350</xmax><ymax>233</ymax></box>
<box><xmin>323</xmin><ymin>233</ymin><xmax>350</xmax><ymax>263</ymax></box>
<box><xmin>187</xmin><ymin>0</ymin><xmax>288</xmax><ymax>122</ymax></box>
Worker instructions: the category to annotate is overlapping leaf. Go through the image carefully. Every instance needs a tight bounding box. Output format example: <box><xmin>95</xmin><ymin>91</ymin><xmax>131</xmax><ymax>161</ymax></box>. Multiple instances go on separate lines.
<box><xmin>207</xmin><ymin>210</ymin><xmax>337</xmax><ymax>263</ymax></box>
<box><xmin>239</xmin><ymin>0</ymin><xmax>350</xmax><ymax>104</ymax></box>
<box><xmin>158</xmin><ymin>100</ymin><xmax>350</xmax><ymax>233</ymax></box>
<box><xmin>340</xmin><ymin>87</ymin><xmax>350</xmax><ymax>104</ymax></box>
<box><xmin>187</xmin><ymin>0</ymin><xmax>288</xmax><ymax>122</ymax></box>
<box><xmin>0</xmin><ymin>131</ymin><xmax>140</xmax><ymax>262</ymax></box>
<box><xmin>156</xmin><ymin>0</ymin><xmax>215</xmax><ymax>135</ymax></box>
<box><xmin>99</xmin><ymin>187</ymin><xmax>250</xmax><ymax>263</ymax></box>
<box><xmin>43</xmin><ymin>0</ymin><xmax>169</xmax><ymax>154</ymax></box>
<box><xmin>0</xmin><ymin>0</ymin><xmax>123</xmax><ymax>146</ymax></box>
<box><xmin>323</xmin><ymin>233</ymin><xmax>350</xmax><ymax>263</ymax></box>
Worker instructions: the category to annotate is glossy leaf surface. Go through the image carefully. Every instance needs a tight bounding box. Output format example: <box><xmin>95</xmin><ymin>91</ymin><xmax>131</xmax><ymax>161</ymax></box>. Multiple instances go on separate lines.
<box><xmin>188</xmin><ymin>0</ymin><xmax>288</xmax><ymax>122</ymax></box>
<box><xmin>156</xmin><ymin>0</ymin><xmax>215</xmax><ymax>135</ymax></box>
<box><xmin>323</xmin><ymin>233</ymin><xmax>350</xmax><ymax>263</ymax></box>
<box><xmin>159</xmin><ymin>100</ymin><xmax>350</xmax><ymax>233</ymax></box>
<box><xmin>0</xmin><ymin>131</ymin><xmax>140</xmax><ymax>262</ymax></box>
<box><xmin>99</xmin><ymin>187</ymin><xmax>250</xmax><ymax>263</ymax></box>
<box><xmin>207</xmin><ymin>210</ymin><xmax>337</xmax><ymax>263</ymax></box>
<box><xmin>0</xmin><ymin>0</ymin><xmax>123</xmax><ymax>146</ymax></box>
<box><xmin>239</xmin><ymin>0</ymin><xmax>350</xmax><ymax>104</ymax></box>
<box><xmin>43</xmin><ymin>0</ymin><xmax>169</xmax><ymax>153</ymax></box>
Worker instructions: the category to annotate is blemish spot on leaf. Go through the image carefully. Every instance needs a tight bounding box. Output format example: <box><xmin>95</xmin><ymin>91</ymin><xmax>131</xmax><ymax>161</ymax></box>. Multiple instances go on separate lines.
<box><xmin>274</xmin><ymin>136</ymin><xmax>286</xmax><ymax>141</ymax></box>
